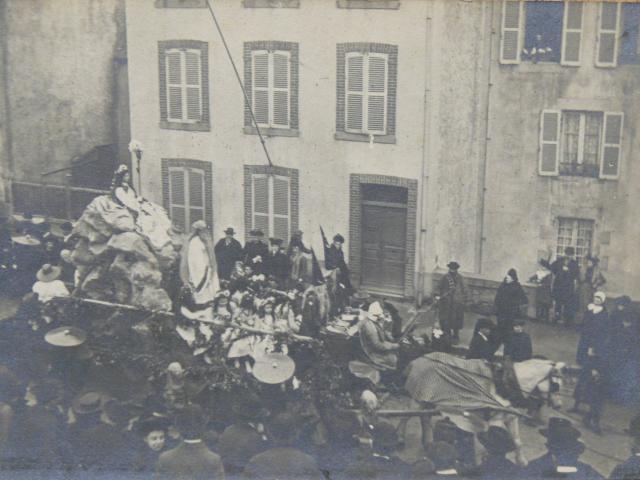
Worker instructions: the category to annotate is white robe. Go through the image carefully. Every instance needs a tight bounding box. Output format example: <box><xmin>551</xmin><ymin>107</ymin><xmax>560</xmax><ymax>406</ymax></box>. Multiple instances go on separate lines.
<box><xmin>180</xmin><ymin>235</ymin><xmax>217</xmax><ymax>322</ymax></box>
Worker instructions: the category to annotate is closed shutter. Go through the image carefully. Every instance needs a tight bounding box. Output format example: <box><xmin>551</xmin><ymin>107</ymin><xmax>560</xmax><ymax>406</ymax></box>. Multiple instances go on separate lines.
<box><xmin>600</xmin><ymin>112</ymin><xmax>623</xmax><ymax>179</ymax></box>
<box><xmin>272</xmin><ymin>176</ymin><xmax>290</xmax><ymax>243</ymax></box>
<box><xmin>250</xmin><ymin>173</ymin><xmax>290</xmax><ymax>242</ymax></box>
<box><xmin>367</xmin><ymin>53</ymin><xmax>387</xmax><ymax>134</ymax></box>
<box><xmin>539</xmin><ymin>110</ymin><xmax>561</xmax><ymax>176</ymax></box>
<box><xmin>188</xmin><ymin>168</ymin><xmax>205</xmax><ymax>224</ymax></box>
<box><xmin>252</xmin><ymin>174</ymin><xmax>270</xmax><ymax>235</ymax></box>
<box><xmin>169</xmin><ymin>167</ymin><xmax>187</xmax><ymax>231</ymax></box>
<box><xmin>185</xmin><ymin>51</ymin><xmax>202</xmax><ymax>120</ymax></box>
<box><xmin>345</xmin><ymin>52</ymin><xmax>364</xmax><ymax>133</ymax></box>
<box><xmin>597</xmin><ymin>2</ymin><xmax>621</xmax><ymax>67</ymax></box>
<box><xmin>501</xmin><ymin>0</ymin><xmax>523</xmax><ymax>64</ymax></box>
<box><xmin>167</xmin><ymin>50</ymin><xmax>183</xmax><ymax>121</ymax></box>
<box><xmin>252</xmin><ymin>51</ymin><xmax>270</xmax><ymax>126</ymax></box>
<box><xmin>272</xmin><ymin>52</ymin><xmax>290</xmax><ymax>128</ymax></box>
<box><xmin>619</xmin><ymin>3</ymin><xmax>640</xmax><ymax>64</ymax></box>
<box><xmin>165</xmin><ymin>48</ymin><xmax>203</xmax><ymax>123</ymax></box>
<box><xmin>562</xmin><ymin>1</ymin><xmax>583</xmax><ymax>65</ymax></box>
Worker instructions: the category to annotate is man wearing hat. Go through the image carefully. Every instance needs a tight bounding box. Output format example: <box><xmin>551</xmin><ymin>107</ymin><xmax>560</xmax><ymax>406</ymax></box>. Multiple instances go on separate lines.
<box><xmin>243</xmin><ymin>229</ymin><xmax>269</xmax><ymax>275</ymax></box>
<box><xmin>214</xmin><ymin>227</ymin><xmax>243</xmax><ymax>281</ymax></box>
<box><xmin>359</xmin><ymin>301</ymin><xmax>401</xmax><ymax>372</ymax></box>
<box><xmin>32</xmin><ymin>263</ymin><xmax>70</xmax><ymax>303</ymax></box>
<box><xmin>466</xmin><ymin>318</ymin><xmax>498</xmax><ymax>361</ymax></box>
<box><xmin>610</xmin><ymin>415</ymin><xmax>640</xmax><ymax>480</ymax></box>
<box><xmin>156</xmin><ymin>404</ymin><xmax>225</xmax><ymax>479</ymax></box>
<box><xmin>608</xmin><ymin>295</ymin><xmax>640</xmax><ymax>405</ymax></box>
<box><xmin>264</xmin><ymin>237</ymin><xmax>289</xmax><ymax>288</ymax></box>
<box><xmin>540</xmin><ymin>247</ymin><xmax>580</xmax><ymax>325</ymax></box>
<box><xmin>288</xmin><ymin>229</ymin><xmax>311</xmax><ymax>255</ymax></box>
<box><xmin>526</xmin><ymin>417</ymin><xmax>603</xmax><ymax>478</ymax></box>
<box><xmin>324</xmin><ymin>233</ymin><xmax>353</xmax><ymax>294</ymax></box>
<box><xmin>437</xmin><ymin>261</ymin><xmax>467</xmax><ymax>343</ymax></box>
<box><xmin>477</xmin><ymin>426</ymin><xmax>523</xmax><ymax>479</ymax></box>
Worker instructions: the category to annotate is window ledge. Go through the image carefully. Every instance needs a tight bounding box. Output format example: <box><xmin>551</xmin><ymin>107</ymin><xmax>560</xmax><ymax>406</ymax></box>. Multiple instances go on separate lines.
<box><xmin>155</xmin><ymin>0</ymin><xmax>207</xmax><ymax>7</ymax></box>
<box><xmin>244</xmin><ymin>126</ymin><xmax>299</xmax><ymax>138</ymax></box>
<box><xmin>242</xmin><ymin>0</ymin><xmax>300</xmax><ymax>7</ymax></box>
<box><xmin>160</xmin><ymin>121</ymin><xmax>210</xmax><ymax>132</ymax></box>
<box><xmin>336</xmin><ymin>0</ymin><xmax>400</xmax><ymax>9</ymax></box>
<box><xmin>335</xmin><ymin>131</ymin><xmax>396</xmax><ymax>144</ymax></box>
<box><xmin>501</xmin><ymin>62</ymin><xmax>564</xmax><ymax>74</ymax></box>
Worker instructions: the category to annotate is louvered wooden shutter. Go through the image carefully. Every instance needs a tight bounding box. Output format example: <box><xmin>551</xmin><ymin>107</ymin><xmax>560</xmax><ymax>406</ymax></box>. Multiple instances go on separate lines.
<box><xmin>345</xmin><ymin>52</ymin><xmax>364</xmax><ymax>133</ymax></box>
<box><xmin>272</xmin><ymin>52</ymin><xmax>290</xmax><ymax>128</ymax></box>
<box><xmin>620</xmin><ymin>3</ymin><xmax>640</xmax><ymax>64</ymax></box>
<box><xmin>501</xmin><ymin>1</ymin><xmax>522</xmax><ymax>64</ymax></box>
<box><xmin>252</xmin><ymin>51</ymin><xmax>269</xmax><ymax>126</ymax></box>
<box><xmin>539</xmin><ymin>110</ymin><xmax>561</xmax><ymax>176</ymax></box>
<box><xmin>169</xmin><ymin>167</ymin><xmax>187</xmax><ymax>231</ymax></box>
<box><xmin>597</xmin><ymin>2</ymin><xmax>621</xmax><ymax>67</ymax></box>
<box><xmin>188</xmin><ymin>168</ymin><xmax>205</xmax><ymax>224</ymax></box>
<box><xmin>272</xmin><ymin>175</ymin><xmax>290</xmax><ymax>243</ymax></box>
<box><xmin>599</xmin><ymin>112</ymin><xmax>623</xmax><ymax>179</ymax></box>
<box><xmin>367</xmin><ymin>53</ymin><xmax>387</xmax><ymax>135</ymax></box>
<box><xmin>252</xmin><ymin>174</ymin><xmax>270</xmax><ymax>235</ymax></box>
<box><xmin>166</xmin><ymin>50</ymin><xmax>183</xmax><ymax>121</ymax></box>
<box><xmin>562</xmin><ymin>1</ymin><xmax>583</xmax><ymax>65</ymax></box>
<box><xmin>185</xmin><ymin>51</ymin><xmax>202</xmax><ymax>121</ymax></box>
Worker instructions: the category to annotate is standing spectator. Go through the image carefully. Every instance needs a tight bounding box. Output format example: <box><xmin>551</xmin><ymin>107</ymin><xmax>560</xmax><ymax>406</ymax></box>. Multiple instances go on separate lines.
<box><xmin>59</xmin><ymin>221</ymin><xmax>77</xmax><ymax>249</ymax></box>
<box><xmin>133</xmin><ymin>416</ymin><xmax>171</xmax><ymax>474</ymax></box>
<box><xmin>609</xmin><ymin>415</ymin><xmax>640</xmax><ymax>480</ymax></box>
<box><xmin>607</xmin><ymin>296</ymin><xmax>640</xmax><ymax>405</ymax></box>
<box><xmin>541</xmin><ymin>247</ymin><xmax>580</xmax><ymax>325</ymax></box>
<box><xmin>493</xmin><ymin>268</ymin><xmax>528</xmax><ymax>345</ymax></box>
<box><xmin>578</xmin><ymin>255</ymin><xmax>606</xmax><ymax>324</ymax></box>
<box><xmin>530</xmin><ymin>262</ymin><xmax>553</xmax><ymax>322</ymax></box>
<box><xmin>437</xmin><ymin>261</ymin><xmax>467</xmax><ymax>344</ymax></box>
<box><xmin>504</xmin><ymin>319</ymin><xmax>533</xmax><ymax>362</ymax></box>
<box><xmin>243</xmin><ymin>412</ymin><xmax>324</xmax><ymax>479</ymax></box>
<box><xmin>288</xmin><ymin>244</ymin><xmax>312</xmax><ymax>287</ymax></box>
<box><xmin>575</xmin><ymin>291</ymin><xmax>609</xmax><ymax>367</ymax></box>
<box><xmin>466</xmin><ymin>318</ymin><xmax>498</xmax><ymax>361</ymax></box>
<box><xmin>264</xmin><ymin>238</ymin><xmax>289</xmax><ymax>287</ymax></box>
<box><xmin>214</xmin><ymin>227</ymin><xmax>243</xmax><ymax>281</ymax></box>
<box><xmin>477</xmin><ymin>425</ymin><xmax>524</xmax><ymax>479</ymax></box>
<box><xmin>579</xmin><ymin>360</ymin><xmax>606</xmax><ymax>434</ymax></box>
<box><xmin>288</xmin><ymin>229</ymin><xmax>311</xmax><ymax>255</ymax></box>
<box><xmin>156</xmin><ymin>404</ymin><xmax>225</xmax><ymax>480</ymax></box>
<box><xmin>243</xmin><ymin>229</ymin><xmax>268</xmax><ymax>275</ymax></box>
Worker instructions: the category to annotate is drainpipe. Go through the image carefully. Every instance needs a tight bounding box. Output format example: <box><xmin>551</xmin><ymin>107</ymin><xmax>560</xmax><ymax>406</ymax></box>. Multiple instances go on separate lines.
<box><xmin>0</xmin><ymin>0</ymin><xmax>14</xmax><ymax>213</ymax></box>
<box><xmin>417</xmin><ymin>1</ymin><xmax>434</xmax><ymax>307</ymax></box>
<box><xmin>476</xmin><ymin>0</ymin><xmax>495</xmax><ymax>274</ymax></box>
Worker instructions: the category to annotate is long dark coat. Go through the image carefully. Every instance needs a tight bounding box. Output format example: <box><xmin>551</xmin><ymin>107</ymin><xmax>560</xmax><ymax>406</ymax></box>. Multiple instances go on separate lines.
<box><xmin>607</xmin><ymin>308</ymin><xmax>640</xmax><ymax>404</ymax></box>
<box><xmin>243</xmin><ymin>240</ymin><xmax>269</xmax><ymax>274</ymax></box>
<box><xmin>576</xmin><ymin>306</ymin><xmax>609</xmax><ymax>366</ymax></box>
<box><xmin>525</xmin><ymin>452</ymin><xmax>604</xmax><ymax>479</ymax></box>
<box><xmin>494</xmin><ymin>281</ymin><xmax>528</xmax><ymax>324</ymax></box>
<box><xmin>264</xmin><ymin>250</ymin><xmax>289</xmax><ymax>286</ymax></box>
<box><xmin>438</xmin><ymin>272</ymin><xmax>467</xmax><ymax>331</ymax></box>
<box><xmin>544</xmin><ymin>257</ymin><xmax>580</xmax><ymax>301</ymax></box>
<box><xmin>504</xmin><ymin>332</ymin><xmax>533</xmax><ymax>362</ymax></box>
<box><xmin>214</xmin><ymin>237</ymin><xmax>243</xmax><ymax>280</ymax></box>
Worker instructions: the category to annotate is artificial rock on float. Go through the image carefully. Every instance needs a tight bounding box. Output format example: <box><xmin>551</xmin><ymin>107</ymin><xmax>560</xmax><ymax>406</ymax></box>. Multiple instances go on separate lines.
<box><xmin>68</xmin><ymin>195</ymin><xmax>182</xmax><ymax>311</ymax></box>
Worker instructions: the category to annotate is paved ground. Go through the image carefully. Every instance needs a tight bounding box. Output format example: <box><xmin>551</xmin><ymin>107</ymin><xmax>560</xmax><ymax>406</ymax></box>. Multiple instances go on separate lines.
<box><xmin>388</xmin><ymin>301</ymin><xmax>635</xmax><ymax>477</ymax></box>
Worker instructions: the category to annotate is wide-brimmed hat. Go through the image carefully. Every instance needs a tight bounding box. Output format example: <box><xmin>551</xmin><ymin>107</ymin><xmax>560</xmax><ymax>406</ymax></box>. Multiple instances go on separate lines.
<box><xmin>37</xmin><ymin>263</ymin><xmax>61</xmax><ymax>282</ymax></box>
<box><xmin>478</xmin><ymin>426</ymin><xmax>516</xmax><ymax>454</ymax></box>
<box><xmin>44</xmin><ymin>326</ymin><xmax>87</xmax><ymax>347</ymax></box>
<box><xmin>252</xmin><ymin>353</ymin><xmax>295</xmax><ymax>384</ymax></box>
<box><xmin>12</xmin><ymin>234</ymin><xmax>41</xmax><ymax>246</ymax></box>
<box><xmin>224</xmin><ymin>227</ymin><xmax>235</xmax><ymax>235</ymax></box>
<box><xmin>447</xmin><ymin>261</ymin><xmax>460</xmax><ymax>270</ymax></box>
<box><xmin>137</xmin><ymin>415</ymin><xmax>171</xmax><ymax>438</ymax></box>
<box><xmin>72</xmin><ymin>391</ymin><xmax>108</xmax><ymax>415</ymax></box>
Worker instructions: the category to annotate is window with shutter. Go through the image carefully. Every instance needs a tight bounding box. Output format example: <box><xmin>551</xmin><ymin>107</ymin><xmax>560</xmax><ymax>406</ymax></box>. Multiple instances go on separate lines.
<box><xmin>168</xmin><ymin>166</ymin><xmax>207</xmax><ymax>231</ymax></box>
<box><xmin>539</xmin><ymin>110</ymin><xmax>561</xmax><ymax>176</ymax></box>
<box><xmin>600</xmin><ymin>112</ymin><xmax>623</xmax><ymax>179</ymax></box>
<box><xmin>522</xmin><ymin>1</ymin><xmax>563</xmax><ymax>63</ymax></box>
<box><xmin>560</xmin><ymin>111</ymin><xmax>602</xmax><ymax>177</ymax></box>
<box><xmin>620</xmin><ymin>3</ymin><xmax>640</xmax><ymax>64</ymax></box>
<box><xmin>556</xmin><ymin>218</ymin><xmax>594</xmax><ymax>267</ymax></box>
<box><xmin>561</xmin><ymin>1</ymin><xmax>583</xmax><ymax>65</ymax></box>
<box><xmin>251</xmin><ymin>173</ymin><xmax>291</xmax><ymax>243</ymax></box>
<box><xmin>345</xmin><ymin>52</ymin><xmax>388</xmax><ymax>136</ymax></box>
<box><xmin>596</xmin><ymin>2</ymin><xmax>621</xmax><ymax>67</ymax></box>
<box><xmin>169</xmin><ymin>168</ymin><xmax>187</xmax><ymax>232</ymax></box>
<box><xmin>501</xmin><ymin>0</ymin><xmax>523</xmax><ymax>64</ymax></box>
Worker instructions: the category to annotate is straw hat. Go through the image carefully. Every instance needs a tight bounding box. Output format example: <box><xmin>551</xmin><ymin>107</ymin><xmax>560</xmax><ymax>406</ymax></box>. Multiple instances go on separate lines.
<box><xmin>44</xmin><ymin>326</ymin><xmax>87</xmax><ymax>347</ymax></box>
<box><xmin>252</xmin><ymin>353</ymin><xmax>296</xmax><ymax>384</ymax></box>
<box><xmin>12</xmin><ymin>234</ymin><xmax>41</xmax><ymax>246</ymax></box>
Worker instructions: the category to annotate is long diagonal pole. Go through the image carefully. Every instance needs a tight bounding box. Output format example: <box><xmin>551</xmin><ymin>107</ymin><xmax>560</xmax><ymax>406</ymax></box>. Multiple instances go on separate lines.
<box><xmin>205</xmin><ymin>0</ymin><xmax>273</xmax><ymax>168</ymax></box>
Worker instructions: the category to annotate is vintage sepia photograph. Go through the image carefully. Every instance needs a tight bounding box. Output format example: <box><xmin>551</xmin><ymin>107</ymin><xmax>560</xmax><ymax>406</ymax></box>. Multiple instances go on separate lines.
<box><xmin>0</xmin><ymin>0</ymin><xmax>638</xmax><ymax>478</ymax></box>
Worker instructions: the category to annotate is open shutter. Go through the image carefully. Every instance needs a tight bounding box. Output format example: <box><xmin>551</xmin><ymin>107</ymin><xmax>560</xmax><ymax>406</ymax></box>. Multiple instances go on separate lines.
<box><xmin>272</xmin><ymin>51</ymin><xmax>290</xmax><ymax>128</ymax></box>
<box><xmin>619</xmin><ymin>3</ymin><xmax>640</xmax><ymax>64</ymax></box>
<box><xmin>252</xmin><ymin>174</ymin><xmax>270</xmax><ymax>235</ymax></box>
<box><xmin>252</xmin><ymin>51</ymin><xmax>270</xmax><ymax>126</ymax></box>
<box><xmin>166</xmin><ymin>50</ymin><xmax>183</xmax><ymax>121</ymax></box>
<box><xmin>345</xmin><ymin>52</ymin><xmax>364</xmax><ymax>133</ymax></box>
<box><xmin>501</xmin><ymin>0</ymin><xmax>522</xmax><ymax>64</ymax></box>
<box><xmin>539</xmin><ymin>110</ymin><xmax>561</xmax><ymax>176</ymax></box>
<box><xmin>188</xmin><ymin>168</ymin><xmax>205</xmax><ymax>224</ymax></box>
<box><xmin>562</xmin><ymin>1</ymin><xmax>583</xmax><ymax>65</ymax></box>
<box><xmin>169</xmin><ymin>167</ymin><xmax>187</xmax><ymax>231</ymax></box>
<box><xmin>272</xmin><ymin>175</ymin><xmax>290</xmax><ymax>243</ymax></box>
<box><xmin>599</xmin><ymin>112</ymin><xmax>623</xmax><ymax>179</ymax></box>
<box><xmin>596</xmin><ymin>2</ymin><xmax>621</xmax><ymax>67</ymax></box>
<box><xmin>185</xmin><ymin>51</ymin><xmax>202</xmax><ymax>121</ymax></box>
<box><xmin>367</xmin><ymin>53</ymin><xmax>387</xmax><ymax>135</ymax></box>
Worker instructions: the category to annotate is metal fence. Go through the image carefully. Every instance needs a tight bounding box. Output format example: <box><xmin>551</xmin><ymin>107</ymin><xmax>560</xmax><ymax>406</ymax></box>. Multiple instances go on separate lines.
<box><xmin>12</xmin><ymin>181</ymin><xmax>109</xmax><ymax>220</ymax></box>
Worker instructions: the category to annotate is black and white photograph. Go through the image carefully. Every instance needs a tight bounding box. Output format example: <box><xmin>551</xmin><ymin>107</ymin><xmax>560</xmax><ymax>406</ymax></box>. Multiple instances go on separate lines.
<box><xmin>0</xmin><ymin>0</ymin><xmax>639</xmax><ymax>478</ymax></box>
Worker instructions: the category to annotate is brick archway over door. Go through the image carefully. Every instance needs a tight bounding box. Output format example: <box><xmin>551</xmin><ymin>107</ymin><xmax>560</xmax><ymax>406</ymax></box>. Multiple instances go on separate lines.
<box><xmin>349</xmin><ymin>174</ymin><xmax>418</xmax><ymax>298</ymax></box>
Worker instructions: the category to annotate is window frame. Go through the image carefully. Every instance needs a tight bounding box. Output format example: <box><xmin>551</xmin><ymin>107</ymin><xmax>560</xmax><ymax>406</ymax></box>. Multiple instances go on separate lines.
<box><xmin>596</xmin><ymin>2</ymin><xmax>622</xmax><ymax>68</ymax></box>
<box><xmin>162</xmin><ymin>159</ymin><xmax>213</xmax><ymax>232</ymax></box>
<box><xmin>556</xmin><ymin>217</ymin><xmax>594</xmax><ymax>267</ymax></box>
<box><xmin>158</xmin><ymin>40</ymin><xmax>210</xmax><ymax>132</ymax></box>
<box><xmin>559</xmin><ymin>111</ymin><xmax>603</xmax><ymax>178</ymax></box>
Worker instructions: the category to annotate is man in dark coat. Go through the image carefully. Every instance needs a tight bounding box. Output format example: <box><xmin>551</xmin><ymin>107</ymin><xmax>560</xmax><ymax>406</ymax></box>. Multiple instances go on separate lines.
<box><xmin>288</xmin><ymin>230</ymin><xmax>311</xmax><ymax>255</ymax></box>
<box><xmin>607</xmin><ymin>296</ymin><xmax>640</xmax><ymax>405</ymax></box>
<box><xmin>214</xmin><ymin>227</ymin><xmax>243</xmax><ymax>281</ymax></box>
<box><xmin>504</xmin><ymin>319</ymin><xmax>533</xmax><ymax>362</ymax></box>
<box><xmin>324</xmin><ymin>234</ymin><xmax>353</xmax><ymax>292</ymax></box>
<box><xmin>156</xmin><ymin>404</ymin><xmax>225</xmax><ymax>480</ymax></box>
<box><xmin>243</xmin><ymin>412</ymin><xmax>324</xmax><ymax>479</ymax></box>
<box><xmin>477</xmin><ymin>426</ymin><xmax>524</xmax><ymax>479</ymax></box>
<box><xmin>437</xmin><ymin>261</ymin><xmax>467</xmax><ymax>343</ymax></box>
<box><xmin>243</xmin><ymin>229</ymin><xmax>269</xmax><ymax>275</ymax></box>
<box><xmin>526</xmin><ymin>417</ymin><xmax>603</xmax><ymax>479</ymax></box>
<box><xmin>494</xmin><ymin>268</ymin><xmax>528</xmax><ymax>345</ymax></box>
<box><xmin>466</xmin><ymin>318</ymin><xmax>498</xmax><ymax>361</ymax></box>
<box><xmin>263</xmin><ymin>237</ymin><xmax>289</xmax><ymax>287</ymax></box>
<box><xmin>541</xmin><ymin>247</ymin><xmax>580</xmax><ymax>325</ymax></box>
<box><xmin>610</xmin><ymin>415</ymin><xmax>640</xmax><ymax>480</ymax></box>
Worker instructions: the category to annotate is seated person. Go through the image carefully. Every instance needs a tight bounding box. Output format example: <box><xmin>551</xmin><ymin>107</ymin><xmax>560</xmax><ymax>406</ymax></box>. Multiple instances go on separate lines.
<box><xmin>466</xmin><ymin>318</ymin><xmax>499</xmax><ymax>361</ymax></box>
<box><xmin>359</xmin><ymin>302</ymin><xmax>400</xmax><ymax>371</ymax></box>
<box><xmin>32</xmin><ymin>264</ymin><xmax>69</xmax><ymax>303</ymax></box>
<box><xmin>504</xmin><ymin>319</ymin><xmax>533</xmax><ymax>362</ymax></box>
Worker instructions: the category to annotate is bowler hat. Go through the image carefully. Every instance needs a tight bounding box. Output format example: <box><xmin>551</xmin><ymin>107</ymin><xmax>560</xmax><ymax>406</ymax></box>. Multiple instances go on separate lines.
<box><xmin>447</xmin><ymin>261</ymin><xmax>460</xmax><ymax>270</ymax></box>
<box><xmin>224</xmin><ymin>227</ymin><xmax>235</xmax><ymax>235</ymax></box>
<box><xmin>333</xmin><ymin>234</ymin><xmax>345</xmax><ymax>243</ymax></box>
<box><xmin>477</xmin><ymin>426</ymin><xmax>516</xmax><ymax>454</ymax></box>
